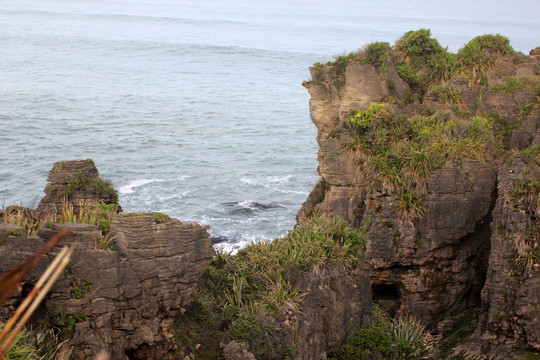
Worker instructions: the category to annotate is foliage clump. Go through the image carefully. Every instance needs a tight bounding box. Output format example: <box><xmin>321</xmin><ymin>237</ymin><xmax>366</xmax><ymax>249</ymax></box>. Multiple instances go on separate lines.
<box><xmin>180</xmin><ymin>213</ymin><xmax>366</xmax><ymax>359</ymax></box>
<box><xmin>0</xmin><ymin>320</ymin><xmax>71</xmax><ymax>360</ymax></box>
<box><xmin>491</xmin><ymin>75</ymin><xmax>540</xmax><ymax>96</ymax></box>
<box><xmin>363</xmin><ymin>42</ymin><xmax>392</xmax><ymax>69</ymax></box>
<box><xmin>508</xmin><ymin>179</ymin><xmax>540</xmax><ymax>203</ymax></box>
<box><xmin>520</xmin><ymin>145</ymin><xmax>540</xmax><ymax>164</ymax></box>
<box><xmin>430</xmin><ymin>84</ymin><xmax>463</xmax><ymax>104</ymax></box>
<box><xmin>53</xmin><ymin>170</ymin><xmax>119</xmax><ymax>205</ymax></box>
<box><xmin>154</xmin><ymin>212</ymin><xmax>170</xmax><ymax>224</ymax></box>
<box><xmin>343</xmin><ymin>103</ymin><xmax>493</xmax><ymax>215</ymax></box>
<box><xmin>394</xmin><ymin>29</ymin><xmax>455</xmax><ymax>96</ymax></box>
<box><xmin>0</xmin><ymin>206</ymin><xmax>45</xmax><ymax>235</ymax></box>
<box><xmin>1</xmin><ymin>201</ymin><xmax>119</xmax><ymax>250</ymax></box>
<box><xmin>436</xmin><ymin>308</ymin><xmax>480</xmax><ymax>358</ymax></box>
<box><xmin>330</xmin><ymin>309</ymin><xmax>436</xmax><ymax>360</ymax></box>
<box><xmin>457</xmin><ymin>34</ymin><xmax>515</xmax><ymax>90</ymax></box>
<box><xmin>313</xmin><ymin>30</ymin><xmax>527</xmax><ymax>102</ymax></box>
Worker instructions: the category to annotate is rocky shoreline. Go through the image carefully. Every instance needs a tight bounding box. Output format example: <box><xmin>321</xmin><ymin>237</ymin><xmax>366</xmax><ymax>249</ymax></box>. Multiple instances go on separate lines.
<box><xmin>1</xmin><ymin>31</ymin><xmax>539</xmax><ymax>359</ymax></box>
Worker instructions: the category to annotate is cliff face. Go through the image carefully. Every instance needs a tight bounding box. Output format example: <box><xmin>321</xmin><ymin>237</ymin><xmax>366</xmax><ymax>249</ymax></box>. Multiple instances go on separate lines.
<box><xmin>301</xmin><ymin>34</ymin><xmax>539</xmax><ymax>357</ymax></box>
<box><xmin>463</xmin><ymin>156</ymin><xmax>539</xmax><ymax>355</ymax></box>
<box><xmin>1</xmin><ymin>161</ymin><xmax>215</xmax><ymax>359</ymax></box>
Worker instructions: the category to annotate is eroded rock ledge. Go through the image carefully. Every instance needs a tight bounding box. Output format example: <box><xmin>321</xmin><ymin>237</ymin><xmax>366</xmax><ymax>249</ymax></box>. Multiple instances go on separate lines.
<box><xmin>0</xmin><ymin>160</ymin><xmax>215</xmax><ymax>359</ymax></box>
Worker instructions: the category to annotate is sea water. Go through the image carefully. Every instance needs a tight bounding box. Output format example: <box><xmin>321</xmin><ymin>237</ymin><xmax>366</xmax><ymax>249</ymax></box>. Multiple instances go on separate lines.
<box><xmin>1</xmin><ymin>0</ymin><xmax>539</xmax><ymax>251</ymax></box>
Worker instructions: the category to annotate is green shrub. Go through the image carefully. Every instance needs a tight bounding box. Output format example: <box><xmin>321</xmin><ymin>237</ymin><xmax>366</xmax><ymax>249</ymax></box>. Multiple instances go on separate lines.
<box><xmin>332</xmin><ymin>311</ymin><xmax>437</xmax><ymax>360</ymax></box>
<box><xmin>154</xmin><ymin>212</ymin><xmax>170</xmax><ymax>224</ymax></box>
<box><xmin>437</xmin><ymin>308</ymin><xmax>480</xmax><ymax>358</ymax></box>
<box><xmin>395</xmin><ymin>29</ymin><xmax>452</xmax><ymax>94</ymax></box>
<box><xmin>397</xmin><ymin>29</ymin><xmax>444</xmax><ymax>58</ymax></box>
<box><xmin>430</xmin><ymin>84</ymin><xmax>463</xmax><ymax>104</ymax></box>
<box><xmin>364</xmin><ymin>41</ymin><xmax>392</xmax><ymax>69</ymax></box>
<box><xmin>339</xmin><ymin>326</ymin><xmax>392</xmax><ymax>360</ymax></box>
<box><xmin>458</xmin><ymin>34</ymin><xmax>515</xmax><ymax>89</ymax></box>
<box><xmin>331</xmin><ymin>52</ymin><xmax>360</xmax><ymax>74</ymax></box>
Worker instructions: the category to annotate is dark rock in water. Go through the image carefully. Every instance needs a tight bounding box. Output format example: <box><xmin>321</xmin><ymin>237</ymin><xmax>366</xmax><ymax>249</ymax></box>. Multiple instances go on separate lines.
<box><xmin>222</xmin><ymin>201</ymin><xmax>285</xmax><ymax>215</ymax></box>
<box><xmin>211</xmin><ymin>235</ymin><xmax>230</xmax><ymax>244</ymax></box>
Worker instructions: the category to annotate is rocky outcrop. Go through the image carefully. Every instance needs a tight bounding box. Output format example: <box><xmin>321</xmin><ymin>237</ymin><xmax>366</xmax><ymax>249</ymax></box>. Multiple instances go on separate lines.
<box><xmin>460</xmin><ymin>155</ymin><xmax>540</xmax><ymax>357</ymax></box>
<box><xmin>287</xmin><ymin>266</ymin><xmax>371</xmax><ymax>359</ymax></box>
<box><xmin>301</xmin><ymin>38</ymin><xmax>539</xmax><ymax>357</ymax></box>
<box><xmin>37</xmin><ymin>159</ymin><xmax>119</xmax><ymax>216</ymax></box>
<box><xmin>1</xmin><ymin>162</ymin><xmax>215</xmax><ymax>359</ymax></box>
<box><xmin>233</xmin><ymin>266</ymin><xmax>371</xmax><ymax>360</ymax></box>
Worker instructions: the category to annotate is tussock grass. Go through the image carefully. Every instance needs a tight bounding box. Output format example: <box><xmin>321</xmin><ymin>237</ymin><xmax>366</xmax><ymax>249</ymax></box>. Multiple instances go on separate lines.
<box><xmin>0</xmin><ymin>321</ymin><xmax>72</xmax><ymax>360</ymax></box>
<box><xmin>1</xmin><ymin>201</ymin><xmax>118</xmax><ymax>250</ymax></box>
<box><xmin>492</xmin><ymin>75</ymin><xmax>540</xmax><ymax>95</ymax></box>
<box><xmin>330</xmin><ymin>307</ymin><xmax>437</xmax><ymax>360</ymax></box>
<box><xmin>343</xmin><ymin>103</ymin><xmax>493</xmax><ymax>215</ymax></box>
<box><xmin>206</xmin><ymin>213</ymin><xmax>366</xmax><ymax>315</ymax></box>
<box><xmin>185</xmin><ymin>213</ymin><xmax>366</xmax><ymax>358</ymax></box>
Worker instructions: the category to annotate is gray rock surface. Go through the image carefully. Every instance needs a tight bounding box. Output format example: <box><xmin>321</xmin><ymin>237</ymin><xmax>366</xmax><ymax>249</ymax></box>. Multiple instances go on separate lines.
<box><xmin>1</xmin><ymin>161</ymin><xmax>215</xmax><ymax>359</ymax></box>
<box><xmin>301</xmin><ymin>50</ymin><xmax>540</xmax><ymax>357</ymax></box>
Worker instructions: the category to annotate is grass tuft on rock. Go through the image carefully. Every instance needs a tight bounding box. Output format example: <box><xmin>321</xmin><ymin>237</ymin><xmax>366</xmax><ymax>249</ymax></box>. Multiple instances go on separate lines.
<box><xmin>343</xmin><ymin>103</ymin><xmax>493</xmax><ymax>215</ymax></box>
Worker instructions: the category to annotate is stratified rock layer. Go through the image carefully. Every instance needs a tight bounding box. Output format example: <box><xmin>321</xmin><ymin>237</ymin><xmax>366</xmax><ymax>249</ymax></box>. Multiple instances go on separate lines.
<box><xmin>301</xmin><ymin>49</ymin><xmax>539</xmax><ymax>357</ymax></box>
<box><xmin>1</xmin><ymin>161</ymin><xmax>215</xmax><ymax>359</ymax></box>
<box><xmin>37</xmin><ymin>159</ymin><xmax>119</xmax><ymax>216</ymax></box>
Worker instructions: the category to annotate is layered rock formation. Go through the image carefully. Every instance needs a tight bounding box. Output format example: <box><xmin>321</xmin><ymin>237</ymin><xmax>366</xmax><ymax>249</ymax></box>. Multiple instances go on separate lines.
<box><xmin>301</xmin><ymin>35</ymin><xmax>539</xmax><ymax>357</ymax></box>
<box><xmin>1</xmin><ymin>161</ymin><xmax>215</xmax><ymax>359</ymax></box>
<box><xmin>37</xmin><ymin>159</ymin><xmax>119</xmax><ymax>216</ymax></box>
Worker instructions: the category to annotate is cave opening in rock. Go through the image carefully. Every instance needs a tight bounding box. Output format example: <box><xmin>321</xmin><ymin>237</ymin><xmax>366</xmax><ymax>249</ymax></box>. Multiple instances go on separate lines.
<box><xmin>125</xmin><ymin>343</ymin><xmax>157</xmax><ymax>360</ymax></box>
<box><xmin>372</xmin><ymin>283</ymin><xmax>401</xmax><ymax>317</ymax></box>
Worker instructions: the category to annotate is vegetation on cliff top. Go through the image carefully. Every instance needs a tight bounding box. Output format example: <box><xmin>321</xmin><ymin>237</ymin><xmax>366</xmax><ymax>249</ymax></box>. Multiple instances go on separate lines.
<box><xmin>313</xmin><ymin>30</ymin><xmax>540</xmax><ymax>216</ymax></box>
<box><xmin>175</xmin><ymin>212</ymin><xmax>366</xmax><ymax>359</ymax></box>
<box><xmin>343</xmin><ymin>102</ymin><xmax>493</xmax><ymax>215</ymax></box>
<box><xmin>320</xmin><ymin>29</ymin><xmax>522</xmax><ymax>98</ymax></box>
<box><xmin>1</xmin><ymin>201</ymin><xmax>118</xmax><ymax>250</ymax></box>
<box><xmin>48</xmin><ymin>170</ymin><xmax>119</xmax><ymax>205</ymax></box>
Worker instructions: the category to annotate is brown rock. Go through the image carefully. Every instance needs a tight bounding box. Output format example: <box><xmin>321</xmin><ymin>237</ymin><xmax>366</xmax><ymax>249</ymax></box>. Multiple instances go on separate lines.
<box><xmin>37</xmin><ymin>159</ymin><xmax>119</xmax><ymax>216</ymax></box>
<box><xmin>299</xmin><ymin>45</ymin><xmax>540</xmax><ymax>358</ymax></box>
<box><xmin>1</xmin><ymin>201</ymin><xmax>214</xmax><ymax>359</ymax></box>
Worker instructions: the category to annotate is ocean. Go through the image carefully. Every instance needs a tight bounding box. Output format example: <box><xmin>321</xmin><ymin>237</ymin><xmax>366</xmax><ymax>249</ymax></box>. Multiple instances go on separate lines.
<box><xmin>1</xmin><ymin>0</ymin><xmax>539</xmax><ymax>252</ymax></box>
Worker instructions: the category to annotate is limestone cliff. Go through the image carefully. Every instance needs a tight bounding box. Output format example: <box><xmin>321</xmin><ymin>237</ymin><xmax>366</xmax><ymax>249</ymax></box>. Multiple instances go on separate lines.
<box><xmin>300</xmin><ymin>32</ymin><xmax>539</xmax><ymax>358</ymax></box>
<box><xmin>1</xmin><ymin>161</ymin><xmax>215</xmax><ymax>359</ymax></box>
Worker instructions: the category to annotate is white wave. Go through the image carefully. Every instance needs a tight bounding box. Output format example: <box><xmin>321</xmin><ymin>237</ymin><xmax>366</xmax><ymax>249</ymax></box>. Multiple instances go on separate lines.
<box><xmin>237</xmin><ymin>200</ymin><xmax>257</xmax><ymax>209</ymax></box>
<box><xmin>214</xmin><ymin>232</ymin><xmax>285</xmax><ymax>255</ymax></box>
<box><xmin>266</xmin><ymin>186</ymin><xmax>309</xmax><ymax>195</ymax></box>
<box><xmin>240</xmin><ymin>175</ymin><xmax>292</xmax><ymax>186</ymax></box>
<box><xmin>119</xmin><ymin>178</ymin><xmax>164</xmax><ymax>194</ymax></box>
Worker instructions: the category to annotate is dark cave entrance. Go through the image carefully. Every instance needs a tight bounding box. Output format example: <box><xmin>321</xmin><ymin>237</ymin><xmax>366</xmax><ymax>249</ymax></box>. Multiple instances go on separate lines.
<box><xmin>372</xmin><ymin>283</ymin><xmax>401</xmax><ymax>318</ymax></box>
<box><xmin>125</xmin><ymin>343</ymin><xmax>157</xmax><ymax>360</ymax></box>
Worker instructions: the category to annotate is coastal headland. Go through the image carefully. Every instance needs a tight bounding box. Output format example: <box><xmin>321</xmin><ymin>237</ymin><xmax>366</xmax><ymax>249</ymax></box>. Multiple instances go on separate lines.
<box><xmin>1</xmin><ymin>30</ymin><xmax>539</xmax><ymax>359</ymax></box>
